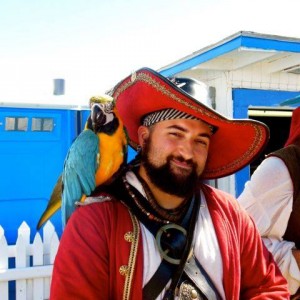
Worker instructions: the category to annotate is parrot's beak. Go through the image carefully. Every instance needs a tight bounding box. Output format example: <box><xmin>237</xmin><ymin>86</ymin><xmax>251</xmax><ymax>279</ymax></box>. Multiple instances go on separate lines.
<box><xmin>91</xmin><ymin>104</ymin><xmax>107</xmax><ymax>128</ymax></box>
<box><xmin>91</xmin><ymin>103</ymin><xmax>114</xmax><ymax>132</ymax></box>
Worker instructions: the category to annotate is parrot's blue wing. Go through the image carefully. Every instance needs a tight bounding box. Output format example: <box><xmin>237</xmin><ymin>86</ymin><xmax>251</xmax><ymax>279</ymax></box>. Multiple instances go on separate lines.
<box><xmin>62</xmin><ymin>129</ymin><xmax>99</xmax><ymax>226</ymax></box>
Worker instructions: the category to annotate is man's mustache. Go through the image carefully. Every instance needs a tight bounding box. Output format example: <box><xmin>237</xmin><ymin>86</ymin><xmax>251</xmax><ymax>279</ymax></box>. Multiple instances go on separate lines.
<box><xmin>168</xmin><ymin>155</ymin><xmax>196</xmax><ymax>168</ymax></box>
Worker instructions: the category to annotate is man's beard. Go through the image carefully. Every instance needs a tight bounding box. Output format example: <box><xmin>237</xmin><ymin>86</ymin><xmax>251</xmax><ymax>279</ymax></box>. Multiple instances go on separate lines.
<box><xmin>141</xmin><ymin>141</ymin><xmax>199</xmax><ymax>197</ymax></box>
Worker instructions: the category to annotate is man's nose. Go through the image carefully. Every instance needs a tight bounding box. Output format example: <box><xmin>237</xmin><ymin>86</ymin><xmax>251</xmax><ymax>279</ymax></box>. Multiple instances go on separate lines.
<box><xmin>178</xmin><ymin>140</ymin><xmax>194</xmax><ymax>160</ymax></box>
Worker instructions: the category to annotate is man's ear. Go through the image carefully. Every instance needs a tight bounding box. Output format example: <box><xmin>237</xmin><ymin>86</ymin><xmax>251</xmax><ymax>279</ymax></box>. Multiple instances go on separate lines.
<box><xmin>137</xmin><ymin>126</ymin><xmax>149</xmax><ymax>147</ymax></box>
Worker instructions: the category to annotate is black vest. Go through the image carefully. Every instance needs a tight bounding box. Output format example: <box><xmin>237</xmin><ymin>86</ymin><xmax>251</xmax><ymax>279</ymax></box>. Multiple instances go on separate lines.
<box><xmin>268</xmin><ymin>144</ymin><xmax>300</xmax><ymax>248</ymax></box>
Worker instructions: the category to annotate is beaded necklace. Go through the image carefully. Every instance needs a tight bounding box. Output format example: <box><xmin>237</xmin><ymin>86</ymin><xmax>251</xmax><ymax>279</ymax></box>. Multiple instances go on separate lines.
<box><xmin>140</xmin><ymin>177</ymin><xmax>190</xmax><ymax>222</ymax></box>
<box><xmin>122</xmin><ymin>174</ymin><xmax>190</xmax><ymax>224</ymax></box>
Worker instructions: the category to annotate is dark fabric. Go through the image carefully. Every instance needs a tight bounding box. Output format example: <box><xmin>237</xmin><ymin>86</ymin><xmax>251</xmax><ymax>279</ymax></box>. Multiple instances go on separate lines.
<box><xmin>290</xmin><ymin>287</ymin><xmax>300</xmax><ymax>300</ymax></box>
<box><xmin>268</xmin><ymin>144</ymin><xmax>300</xmax><ymax>248</ymax></box>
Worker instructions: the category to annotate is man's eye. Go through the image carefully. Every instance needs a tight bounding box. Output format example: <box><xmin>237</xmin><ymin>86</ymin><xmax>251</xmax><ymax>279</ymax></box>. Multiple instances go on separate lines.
<box><xmin>195</xmin><ymin>139</ymin><xmax>208</xmax><ymax>146</ymax></box>
<box><xmin>169</xmin><ymin>132</ymin><xmax>181</xmax><ymax>137</ymax></box>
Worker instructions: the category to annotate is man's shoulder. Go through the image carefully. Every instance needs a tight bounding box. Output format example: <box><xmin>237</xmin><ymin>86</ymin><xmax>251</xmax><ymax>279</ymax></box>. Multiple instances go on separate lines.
<box><xmin>201</xmin><ymin>183</ymin><xmax>235</xmax><ymax>201</ymax></box>
<box><xmin>201</xmin><ymin>183</ymin><xmax>241</xmax><ymax>210</ymax></box>
<box><xmin>201</xmin><ymin>184</ymin><xmax>252</xmax><ymax>227</ymax></box>
<box><xmin>268</xmin><ymin>144</ymin><xmax>300</xmax><ymax>158</ymax></box>
<box><xmin>74</xmin><ymin>190</ymin><xmax>129</xmax><ymax>219</ymax></box>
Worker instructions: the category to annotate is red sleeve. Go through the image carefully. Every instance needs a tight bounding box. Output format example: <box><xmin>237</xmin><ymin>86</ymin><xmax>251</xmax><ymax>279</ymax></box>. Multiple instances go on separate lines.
<box><xmin>50</xmin><ymin>202</ymin><xmax>111</xmax><ymax>300</ymax></box>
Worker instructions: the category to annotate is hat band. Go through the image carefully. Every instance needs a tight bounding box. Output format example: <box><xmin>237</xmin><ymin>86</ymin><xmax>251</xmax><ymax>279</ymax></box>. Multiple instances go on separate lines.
<box><xmin>142</xmin><ymin>108</ymin><xmax>198</xmax><ymax>127</ymax></box>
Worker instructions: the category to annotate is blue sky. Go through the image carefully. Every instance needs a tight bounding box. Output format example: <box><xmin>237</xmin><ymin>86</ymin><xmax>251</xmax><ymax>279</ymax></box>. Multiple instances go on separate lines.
<box><xmin>0</xmin><ymin>0</ymin><xmax>300</xmax><ymax>104</ymax></box>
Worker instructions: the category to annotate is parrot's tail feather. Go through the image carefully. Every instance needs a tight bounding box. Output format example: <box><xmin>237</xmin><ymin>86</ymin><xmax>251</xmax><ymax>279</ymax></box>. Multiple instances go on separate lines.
<box><xmin>36</xmin><ymin>175</ymin><xmax>63</xmax><ymax>230</ymax></box>
<box><xmin>36</xmin><ymin>201</ymin><xmax>61</xmax><ymax>229</ymax></box>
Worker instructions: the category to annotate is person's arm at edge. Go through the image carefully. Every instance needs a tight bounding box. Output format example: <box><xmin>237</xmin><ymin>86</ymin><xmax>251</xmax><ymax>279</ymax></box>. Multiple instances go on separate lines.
<box><xmin>238</xmin><ymin>204</ymin><xmax>290</xmax><ymax>299</ymax></box>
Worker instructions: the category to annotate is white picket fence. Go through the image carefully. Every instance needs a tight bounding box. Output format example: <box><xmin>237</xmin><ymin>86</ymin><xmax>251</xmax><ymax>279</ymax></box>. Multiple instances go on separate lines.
<box><xmin>0</xmin><ymin>221</ymin><xmax>59</xmax><ymax>300</ymax></box>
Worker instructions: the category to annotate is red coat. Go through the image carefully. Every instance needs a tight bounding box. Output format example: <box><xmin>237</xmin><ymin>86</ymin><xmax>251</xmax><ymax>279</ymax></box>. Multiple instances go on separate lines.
<box><xmin>50</xmin><ymin>185</ymin><xmax>289</xmax><ymax>299</ymax></box>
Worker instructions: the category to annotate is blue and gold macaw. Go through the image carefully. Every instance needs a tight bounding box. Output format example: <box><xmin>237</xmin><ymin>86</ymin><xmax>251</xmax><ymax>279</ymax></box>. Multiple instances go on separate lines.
<box><xmin>37</xmin><ymin>95</ymin><xmax>128</xmax><ymax>228</ymax></box>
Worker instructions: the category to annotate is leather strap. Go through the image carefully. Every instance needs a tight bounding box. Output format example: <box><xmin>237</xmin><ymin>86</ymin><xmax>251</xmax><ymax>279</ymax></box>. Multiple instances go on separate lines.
<box><xmin>143</xmin><ymin>195</ymin><xmax>198</xmax><ymax>300</ymax></box>
<box><xmin>184</xmin><ymin>254</ymin><xmax>221</xmax><ymax>300</ymax></box>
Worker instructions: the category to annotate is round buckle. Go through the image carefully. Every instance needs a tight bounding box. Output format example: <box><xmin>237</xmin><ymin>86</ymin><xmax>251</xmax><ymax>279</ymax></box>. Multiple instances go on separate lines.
<box><xmin>156</xmin><ymin>223</ymin><xmax>187</xmax><ymax>265</ymax></box>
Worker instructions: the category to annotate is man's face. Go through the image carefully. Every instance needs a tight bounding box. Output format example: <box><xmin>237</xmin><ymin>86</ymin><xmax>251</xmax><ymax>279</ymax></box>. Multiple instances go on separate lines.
<box><xmin>138</xmin><ymin>118</ymin><xmax>212</xmax><ymax>197</ymax></box>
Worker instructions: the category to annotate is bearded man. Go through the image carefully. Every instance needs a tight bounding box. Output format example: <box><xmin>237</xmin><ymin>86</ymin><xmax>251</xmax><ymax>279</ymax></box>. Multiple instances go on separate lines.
<box><xmin>50</xmin><ymin>68</ymin><xmax>289</xmax><ymax>299</ymax></box>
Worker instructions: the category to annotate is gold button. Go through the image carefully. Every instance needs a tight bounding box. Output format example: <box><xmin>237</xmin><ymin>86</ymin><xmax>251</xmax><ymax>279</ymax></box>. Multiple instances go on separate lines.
<box><xmin>119</xmin><ymin>265</ymin><xmax>128</xmax><ymax>276</ymax></box>
<box><xmin>191</xmin><ymin>289</ymin><xmax>198</xmax><ymax>299</ymax></box>
<box><xmin>124</xmin><ymin>231</ymin><xmax>134</xmax><ymax>242</ymax></box>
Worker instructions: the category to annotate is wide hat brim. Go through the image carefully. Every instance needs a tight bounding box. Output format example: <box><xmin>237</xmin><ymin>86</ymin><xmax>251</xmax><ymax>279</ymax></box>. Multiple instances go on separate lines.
<box><xmin>113</xmin><ymin>67</ymin><xmax>269</xmax><ymax>179</ymax></box>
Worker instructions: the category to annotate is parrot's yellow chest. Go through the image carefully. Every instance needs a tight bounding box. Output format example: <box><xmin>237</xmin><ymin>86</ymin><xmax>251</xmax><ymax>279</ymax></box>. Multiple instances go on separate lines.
<box><xmin>94</xmin><ymin>124</ymin><xmax>127</xmax><ymax>186</ymax></box>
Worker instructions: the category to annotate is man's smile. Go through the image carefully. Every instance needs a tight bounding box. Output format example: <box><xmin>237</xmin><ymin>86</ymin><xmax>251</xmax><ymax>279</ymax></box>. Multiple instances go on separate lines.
<box><xmin>170</xmin><ymin>158</ymin><xmax>193</xmax><ymax>172</ymax></box>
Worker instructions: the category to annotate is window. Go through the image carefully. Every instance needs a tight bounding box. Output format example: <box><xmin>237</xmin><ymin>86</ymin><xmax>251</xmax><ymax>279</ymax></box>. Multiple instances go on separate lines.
<box><xmin>5</xmin><ymin>117</ymin><xmax>28</xmax><ymax>131</ymax></box>
<box><xmin>31</xmin><ymin>118</ymin><xmax>54</xmax><ymax>132</ymax></box>
<box><xmin>4</xmin><ymin>116</ymin><xmax>54</xmax><ymax>132</ymax></box>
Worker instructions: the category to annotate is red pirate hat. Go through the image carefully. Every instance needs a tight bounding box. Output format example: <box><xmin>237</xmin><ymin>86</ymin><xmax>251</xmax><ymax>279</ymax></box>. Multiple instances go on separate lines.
<box><xmin>112</xmin><ymin>67</ymin><xmax>269</xmax><ymax>179</ymax></box>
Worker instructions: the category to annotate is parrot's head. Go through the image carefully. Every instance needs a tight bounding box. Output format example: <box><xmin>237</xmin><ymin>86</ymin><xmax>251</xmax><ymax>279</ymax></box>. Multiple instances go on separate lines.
<box><xmin>89</xmin><ymin>95</ymin><xmax>116</xmax><ymax>133</ymax></box>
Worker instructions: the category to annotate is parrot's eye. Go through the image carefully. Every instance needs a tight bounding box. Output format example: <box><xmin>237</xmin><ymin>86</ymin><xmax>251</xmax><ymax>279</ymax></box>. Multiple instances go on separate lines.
<box><xmin>104</xmin><ymin>103</ymin><xmax>114</xmax><ymax>113</ymax></box>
